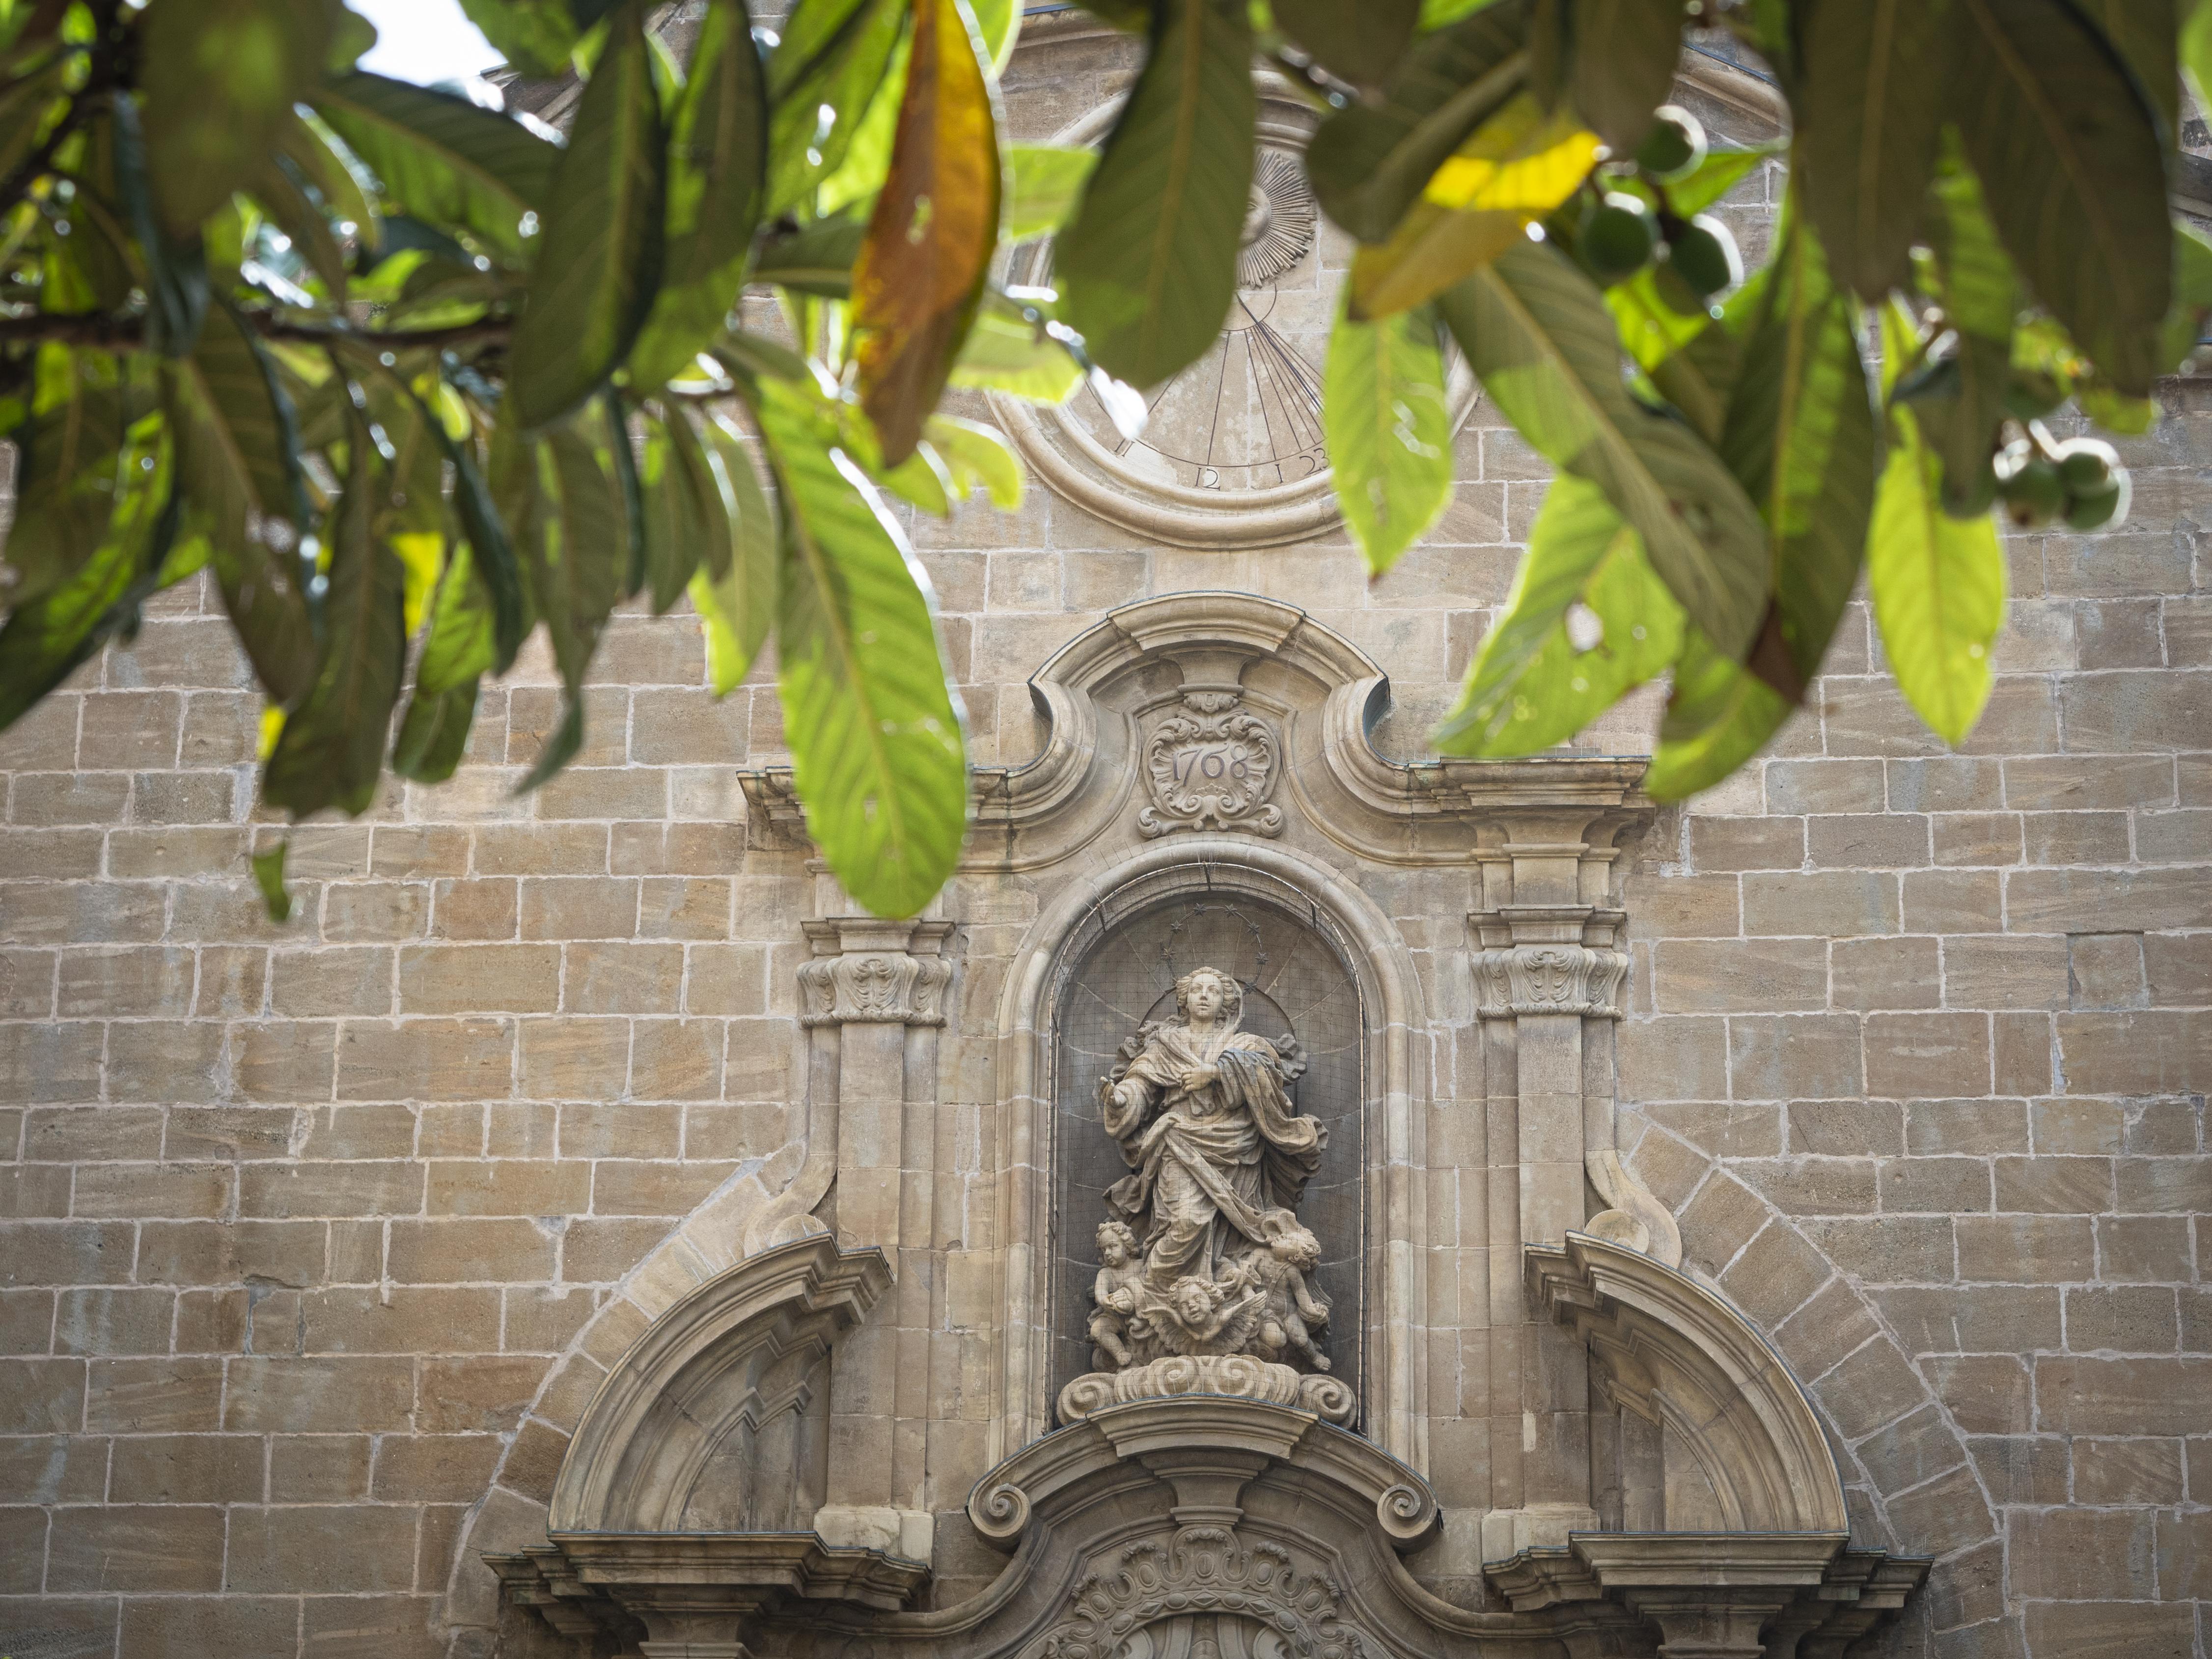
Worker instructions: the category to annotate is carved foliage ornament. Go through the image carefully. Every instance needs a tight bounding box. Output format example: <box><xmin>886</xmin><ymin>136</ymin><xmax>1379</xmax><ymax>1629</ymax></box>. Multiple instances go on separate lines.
<box><xmin>1137</xmin><ymin>691</ymin><xmax>1284</xmax><ymax>839</ymax></box>
<box><xmin>1036</xmin><ymin>1529</ymin><xmax>1371</xmax><ymax>1659</ymax></box>
<box><xmin>798</xmin><ymin>951</ymin><xmax>954</xmax><ymax>1027</ymax></box>
<box><xmin>1472</xmin><ymin>943</ymin><xmax>1629</xmax><ymax>1019</ymax></box>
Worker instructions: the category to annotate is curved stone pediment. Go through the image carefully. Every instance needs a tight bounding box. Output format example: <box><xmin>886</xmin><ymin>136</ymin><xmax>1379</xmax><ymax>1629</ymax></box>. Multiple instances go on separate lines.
<box><xmin>550</xmin><ymin>1234</ymin><xmax>892</xmax><ymax>1536</ymax></box>
<box><xmin>741</xmin><ymin>592</ymin><xmax>1650</xmax><ymax>872</ymax></box>
<box><xmin>1525</xmin><ymin>1233</ymin><xmax>1849</xmax><ymax>1537</ymax></box>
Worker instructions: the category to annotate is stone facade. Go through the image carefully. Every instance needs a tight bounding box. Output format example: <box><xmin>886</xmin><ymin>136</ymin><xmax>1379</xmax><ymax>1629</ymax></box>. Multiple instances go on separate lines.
<box><xmin>0</xmin><ymin>18</ymin><xmax>2208</xmax><ymax>1659</ymax></box>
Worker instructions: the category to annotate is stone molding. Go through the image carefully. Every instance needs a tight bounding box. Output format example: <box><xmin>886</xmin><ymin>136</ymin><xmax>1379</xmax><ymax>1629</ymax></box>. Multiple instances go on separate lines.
<box><xmin>1487</xmin><ymin>1533</ymin><xmax>1926</xmax><ymax>1659</ymax></box>
<box><xmin>1527</xmin><ymin>1233</ymin><xmax>1850</xmax><ymax>1535</ymax></box>
<box><xmin>1057</xmin><ymin>1354</ymin><xmax>1356</xmax><ymax>1427</ymax></box>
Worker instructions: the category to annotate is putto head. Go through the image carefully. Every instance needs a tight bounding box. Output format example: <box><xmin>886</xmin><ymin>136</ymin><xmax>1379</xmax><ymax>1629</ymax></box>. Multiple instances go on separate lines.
<box><xmin>1095</xmin><ymin>1219</ymin><xmax>1138</xmax><ymax>1264</ymax></box>
<box><xmin>1172</xmin><ymin>967</ymin><xmax>1243</xmax><ymax>1025</ymax></box>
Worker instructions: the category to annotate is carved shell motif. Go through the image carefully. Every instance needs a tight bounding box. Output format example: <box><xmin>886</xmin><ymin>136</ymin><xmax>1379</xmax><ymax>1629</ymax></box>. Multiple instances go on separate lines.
<box><xmin>1032</xmin><ymin>1531</ymin><xmax>1370</xmax><ymax>1659</ymax></box>
<box><xmin>1136</xmin><ymin>692</ymin><xmax>1284</xmax><ymax>839</ymax></box>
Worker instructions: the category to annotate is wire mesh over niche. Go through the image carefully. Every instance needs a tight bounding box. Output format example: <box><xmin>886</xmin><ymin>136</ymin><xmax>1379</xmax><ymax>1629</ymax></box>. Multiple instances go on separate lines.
<box><xmin>1051</xmin><ymin>879</ymin><xmax>1365</xmax><ymax>1420</ymax></box>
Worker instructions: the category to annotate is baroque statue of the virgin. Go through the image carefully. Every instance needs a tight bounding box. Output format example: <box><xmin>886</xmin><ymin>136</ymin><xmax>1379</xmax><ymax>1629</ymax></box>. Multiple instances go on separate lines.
<box><xmin>1082</xmin><ymin>966</ymin><xmax>1334</xmax><ymax>1380</ymax></box>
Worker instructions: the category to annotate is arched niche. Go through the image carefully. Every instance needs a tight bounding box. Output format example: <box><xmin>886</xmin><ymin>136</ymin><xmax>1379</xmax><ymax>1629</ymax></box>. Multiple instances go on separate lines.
<box><xmin>550</xmin><ymin>1236</ymin><xmax>891</xmax><ymax>1536</ymax></box>
<box><xmin>992</xmin><ymin>837</ymin><xmax>1433</xmax><ymax>1468</ymax></box>
<box><xmin>1050</xmin><ymin>884</ymin><xmax>1367</xmax><ymax>1412</ymax></box>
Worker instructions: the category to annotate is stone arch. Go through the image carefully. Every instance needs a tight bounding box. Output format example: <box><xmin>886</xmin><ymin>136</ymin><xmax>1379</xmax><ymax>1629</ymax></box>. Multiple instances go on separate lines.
<box><xmin>437</xmin><ymin>1148</ymin><xmax>810</xmax><ymax>1648</ymax></box>
<box><xmin>1622</xmin><ymin>1113</ymin><xmax>2003</xmax><ymax>1652</ymax></box>
<box><xmin>988</xmin><ymin>833</ymin><xmax>1435</xmax><ymax>1469</ymax></box>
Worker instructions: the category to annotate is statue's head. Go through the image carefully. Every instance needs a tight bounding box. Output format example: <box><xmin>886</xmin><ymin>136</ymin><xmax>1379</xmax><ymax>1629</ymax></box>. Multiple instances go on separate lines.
<box><xmin>1170</xmin><ymin>1277</ymin><xmax>1218</xmax><ymax>1323</ymax></box>
<box><xmin>1270</xmin><ymin>1225</ymin><xmax>1321</xmax><ymax>1272</ymax></box>
<box><xmin>1095</xmin><ymin>1219</ymin><xmax>1137</xmax><ymax>1265</ymax></box>
<box><xmin>1173</xmin><ymin>967</ymin><xmax>1242</xmax><ymax>1027</ymax></box>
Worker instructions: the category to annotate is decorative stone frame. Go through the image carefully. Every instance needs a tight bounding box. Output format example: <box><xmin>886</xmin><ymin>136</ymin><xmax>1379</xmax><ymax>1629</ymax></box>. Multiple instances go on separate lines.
<box><xmin>988</xmin><ymin>834</ymin><xmax>1432</xmax><ymax>1465</ymax></box>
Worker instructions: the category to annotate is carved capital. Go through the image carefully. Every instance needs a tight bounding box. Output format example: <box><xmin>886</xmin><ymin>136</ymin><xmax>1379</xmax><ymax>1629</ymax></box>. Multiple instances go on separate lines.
<box><xmin>1472</xmin><ymin>943</ymin><xmax>1628</xmax><ymax>1019</ymax></box>
<box><xmin>798</xmin><ymin>920</ymin><xmax>956</xmax><ymax>1027</ymax></box>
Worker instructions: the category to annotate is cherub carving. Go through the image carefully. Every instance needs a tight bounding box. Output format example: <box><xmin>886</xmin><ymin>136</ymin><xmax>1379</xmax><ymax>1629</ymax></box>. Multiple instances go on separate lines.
<box><xmin>1236</xmin><ymin>1212</ymin><xmax>1331</xmax><ymax>1372</ymax></box>
<box><xmin>1087</xmin><ymin>1220</ymin><xmax>1143</xmax><ymax>1369</ymax></box>
<box><xmin>1157</xmin><ymin>1273</ymin><xmax>1265</xmax><ymax>1357</ymax></box>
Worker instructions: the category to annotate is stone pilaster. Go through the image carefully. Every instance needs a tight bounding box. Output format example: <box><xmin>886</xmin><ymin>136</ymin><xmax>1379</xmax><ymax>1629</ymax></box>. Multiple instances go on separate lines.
<box><xmin>1468</xmin><ymin>827</ymin><xmax>1631</xmax><ymax>1563</ymax></box>
<box><xmin>794</xmin><ymin>916</ymin><xmax>954</xmax><ymax>1563</ymax></box>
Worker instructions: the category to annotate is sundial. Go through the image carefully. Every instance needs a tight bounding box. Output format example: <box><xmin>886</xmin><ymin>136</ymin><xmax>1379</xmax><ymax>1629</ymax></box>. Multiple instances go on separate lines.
<box><xmin>994</xmin><ymin>83</ymin><xmax>1480</xmax><ymax>550</ymax></box>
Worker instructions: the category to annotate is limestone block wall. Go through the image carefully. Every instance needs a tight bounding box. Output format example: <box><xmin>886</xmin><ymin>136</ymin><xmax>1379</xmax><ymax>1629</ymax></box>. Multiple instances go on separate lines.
<box><xmin>0</xmin><ymin>65</ymin><xmax>2205</xmax><ymax>1659</ymax></box>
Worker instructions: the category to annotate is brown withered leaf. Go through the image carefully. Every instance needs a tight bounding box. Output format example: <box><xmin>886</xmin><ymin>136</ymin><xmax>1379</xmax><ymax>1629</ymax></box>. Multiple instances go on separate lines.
<box><xmin>853</xmin><ymin>0</ymin><xmax>1002</xmax><ymax>465</ymax></box>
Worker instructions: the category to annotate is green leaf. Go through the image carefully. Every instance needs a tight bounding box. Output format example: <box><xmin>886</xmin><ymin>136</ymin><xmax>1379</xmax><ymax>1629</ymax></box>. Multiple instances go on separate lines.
<box><xmin>392</xmin><ymin>678</ymin><xmax>480</xmax><ymax>781</ymax></box>
<box><xmin>263</xmin><ymin>441</ymin><xmax>407</xmax><ymax>817</ymax></box>
<box><xmin>2184</xmin><ymin>0</ymin><xmax>2212</xmax><ymax>113</ymax></box>
<box><xmin>512</xmin><ymin>413</ymin><xmax>627</xmax><ymax>789</ymax></box>
<box><xmin>816</xmin><ymin>25</ymin><xmax>911</xmax><ymax>217</ymax></box>
<box><xmin>2079</xmin><ymin>0</ymin><xmax>2178</xmax><ymax>142</ymax></box>
<box><xmin>165</xmin><ymin>302</ymin><xmax>318</xmax><ymax>705</ymax></box>
<box><xmin>767</xmin><ymin>0</ymin><xmax>907</xmax><ymax>215</ymax></box>
<box><xmin>139</xmin><ymin>0</ymin><xmax>337</xmax><ymax>239</ymax></box>
<box><xmin>1324</xmin><ymin>300</ymin><xmax>1454</xmax><ymax>575</ymax></box>
<box><xmin>1718</xmin><ymin>196</ymin><xmax>1878</xmax><ymax>696</ymax></box>
<box><xmin>110</xmin><ymin>91</ymin><xmax>210</xmax><ymax>356</ymax></box>
<box><xmin>1436</xmin><ymin>238</ymin><xmax>1770</xmax><ymax>658</ymax></box>
<box><xmin>751</xmin><ymin>215</ymin><xmax>866</xmax><ymax>295</ymax></box>
<box><xmin>853</xmin><ymin>0</ymin><xmax>1002</xmax><ymax>464</ymax></box>
<box><xmin>1643</xmin><ymin>627</ymin><xmax>1790</xmax><ymax>800</ymax></box>
<box><xmin>1660</xmin><ymin>142</ymin><xmax>1777</xmax><ymax>217</ymax></box>
<box><xmin>1434</xmin><ymin>475</ymin><xmax>1683</xmax><ymax>754</ymax></box>
<box><xmin>1</xmin><ymin>349</ymin><xmax>151</xmax><ymax>607</ymax></box>
<box><xmin>1951</xmin><ymin>0</ymin><xmax>2171</xmax><ymax>396</ymax></box>
<box><xmin>458</xmin><ymin>0</ymin><xmax>614</xmax><ymax>76</ymax></box>
<box><xmin>690</xmin><ymin>410</ymin><xmax>775</xmax><ymax>693</ymax></box>
<box><xmin>1003</xmin><ymin>144</ymin><xmax>1097</xmax><ymax>241</ymax></box>
<box><xmin>511</xmin><ymin>5</ymin><xmax>666</xmax><ymax>429</ymax></box>
<box><xmin>1797</xmin><ymin>0</ymin><xmax>1953</xmax><ymax>297</ymax></box>
<box><xmin>0</xmin><ymin>407</ymin><xmax>171</xmax><ymax>733</ymax></box>
<box><xmin>627</xmin><ymin>0</ymin><xmax>768</xmax><ymax>390</ymax></box>
<box><xmin>948</xmin><ymin>287</ymin><xmax>1085</xmax><ymax>398</ymax></box>
<box><xmin>1567</xmin><ymin>0</ymin><xmax>1685</xmax><ymax>150</ymax></box>
<box><xmin>1274</xmin><ymin>0</ymin><xmax>1419</xmax><ymax>88</ymax></box>
<box><xmin>1866</xmin><ymin>302</ymin><xmax>2006</xmax><ymax>746</ymax></box>
<box><xmin>924</xmin><ymin>413</ymin><xmax>1023</xmax><ymax>507</ymax></box>
<box><xmin>0</xmin><ymin>57</ymin><xmax>66</xmax><ymax>187</ymax></box>
<box><xmin>970</xmin><ymin>0</ymin><xmax>1020</xmax><ymax>70</ymax></box>
<box><xmin>1058</xmin><ymin>0</ymin><xmax>1254</xmax><ymax>387</ymax></box>
<box><xmin>413</xmin><ymin>542</ymin><xmax>499</xmax><ymax>697</ymax></box>
<box><xmin>250</xmin><ymin>839</ymin><xmax>293</xmax><ymax>922</ymax></box>
<box><xmin>1912</xmin><ymin>141</ymin><xmax>2015</xmax><ymax>512</ymax></box>
<box><xmin>756</xmin><ymin>378</ymin><xmax>967</xmax><ymax>917</ymax></box>
<box><xmin>639</xmin><ymin>407</ymin><xmax>710</xmax><ymax>612</ymax></box>
<box><xmin>1306</xmin><ymin>0</ymin><xmax>1525</xmax><ymax>244</ymax></box>
<box><xmin>314</xmin><ymin>73</ymin><xmax>557</xmax><ymax>262</ymax></box>
<box><xmin>284</xmin><ymin>111</ymin><xmax>380</xmax><ymax>248</ymax></box>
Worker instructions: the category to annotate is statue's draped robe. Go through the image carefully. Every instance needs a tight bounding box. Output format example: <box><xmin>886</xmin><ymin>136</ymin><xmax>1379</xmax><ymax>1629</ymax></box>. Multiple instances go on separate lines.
<box><xmin>1103</xmin><ymin>1021</ymin><xmax>1325</xmax><ymax>1290</ymax></box>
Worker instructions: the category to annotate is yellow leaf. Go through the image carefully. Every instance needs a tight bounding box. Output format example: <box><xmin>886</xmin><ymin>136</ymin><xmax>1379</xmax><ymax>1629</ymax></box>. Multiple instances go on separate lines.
<box><xmin>257</xmin><ymin>702</ymin><xmax>285</xmax><ymax>761</ymax></box>
<box><xmin>390</xmin><ymin>531</ymin><xmax>444</xmax><ymax>636</ymax></box>
<box><xmin>850</xmin><ymin>0</ymin><xmax>1002</xmax><ymax>466</ymax></box>
<box><xmin>1349</xmin><ymin>93</ymin><xmax>1599</xmax><ymax>320</ymax></box>
<box><xmin>1422</xmin><ymin>97</ymin><xmax>1600</xmax><ymax>213</ymax></box>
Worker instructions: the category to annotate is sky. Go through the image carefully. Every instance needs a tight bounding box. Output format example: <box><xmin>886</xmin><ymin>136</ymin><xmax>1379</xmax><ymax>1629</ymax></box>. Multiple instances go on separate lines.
<box><xmin>350</xmin><ymin>0</ymin><xmax>506</xmax><ymax>87</ymax></box>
